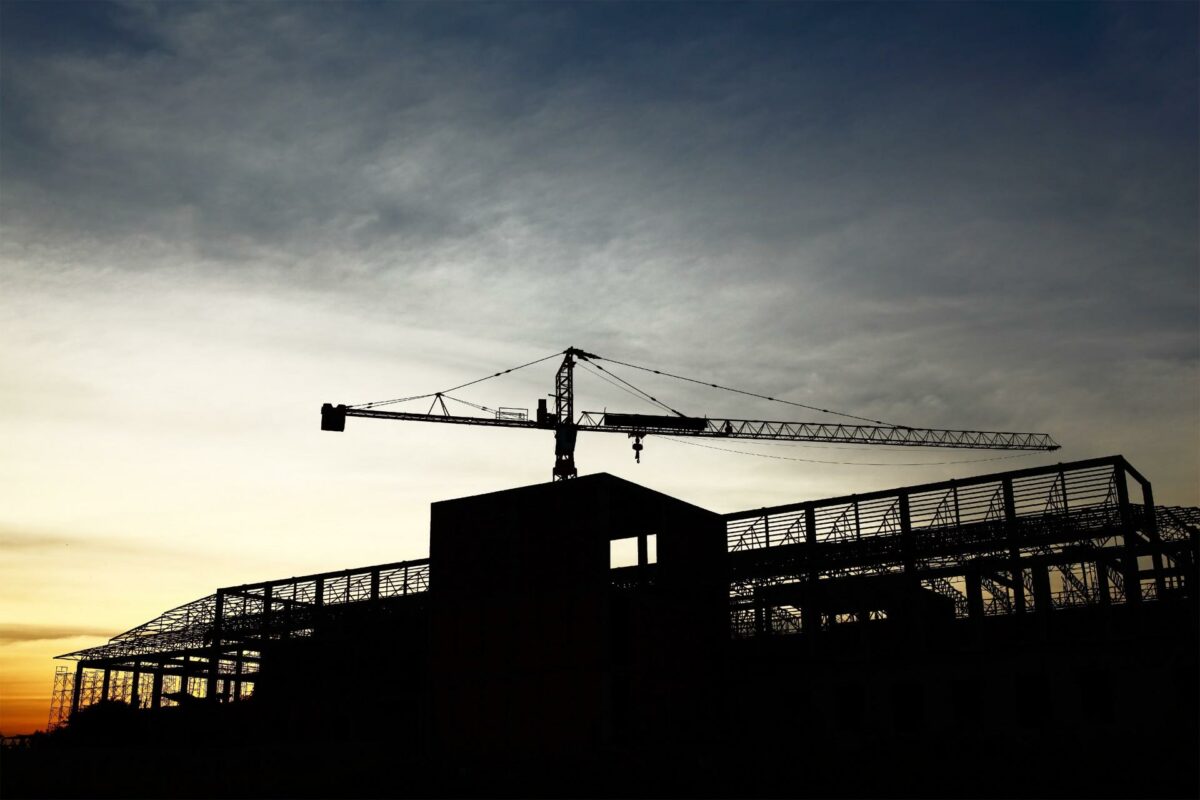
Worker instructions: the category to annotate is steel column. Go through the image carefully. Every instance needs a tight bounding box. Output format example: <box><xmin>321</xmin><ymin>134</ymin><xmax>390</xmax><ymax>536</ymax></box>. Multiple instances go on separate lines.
<box><xmin>1115</xmin><ymin>470</ymin><xmax>1142</xmax><ymax>605</ymax></box>
<box><xmin>802</xmin><ymin>506</ymin><xmax>817</xmax><ymax>633</ymax></box>
<box><xmin>70</xmin><ymin>666</ymin><xmax>84</xmax><ymax>715</ymax></box>
<box><xmin>206</xmin><ymin>590</ymin><xmax>224</xmax><ymax>703</ymax></box>
<box><xmin>1137</xmin><ymin>480</ymin><xmax>1168</xmax><ymax>598</ymax></box>
<box><xmin>900</xmin><ymin>493</ymin><xmax>914</xmax><ymax>574</ymax></box>
<box><xmin>1003</xmin><ymin>478</ymin><xmax>1027</xmax><ymax>614</ymax></box>
<box><xmin>1031</xmin><ymin>562</ymin><xmax>1053</xmax><ymax>614</ymax></box>
<box><xmin>966</xmin><ymin>568</ymin><xmax>985</xmax><ymax>620</ymax></box>
<box><xmin>151</xmin><ymin>667</ymin><xmax>163</xmax><ymax>709</ymax></box>
<box><xmin>262</xmin><ymin>585</ymin><xmax>273</xmax><ymax>635</ymax></box>
<box><xmin>1095</xmin><ymin>561</ymin><xmax>1111</xmax><ymax>607</ymax></box>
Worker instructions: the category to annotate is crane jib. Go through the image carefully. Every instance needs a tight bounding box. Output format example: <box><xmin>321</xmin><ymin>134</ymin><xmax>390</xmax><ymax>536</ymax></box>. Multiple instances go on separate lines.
<box><xmin>601</xmin><ymin>412</ymin><xmax>708</xmax><ymax>432</ymax></box>
<box><xmin>321</xmin><ymin>347</ymin><xmax>1059</xmax><ymax>481</ymax></box>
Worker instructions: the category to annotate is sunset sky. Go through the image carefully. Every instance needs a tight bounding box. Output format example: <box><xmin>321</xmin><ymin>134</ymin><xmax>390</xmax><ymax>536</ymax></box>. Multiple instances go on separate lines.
<box><xmin>1</xmin><ymin>1</ymin><xmax>1197</xmax><ymax>735</ymax></box>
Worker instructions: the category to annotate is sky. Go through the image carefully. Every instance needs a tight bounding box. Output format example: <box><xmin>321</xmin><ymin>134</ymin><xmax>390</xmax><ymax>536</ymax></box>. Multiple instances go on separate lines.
<box><xmin>1</xmin><ymin>0</ymin><xmax>1196</xmax><ymax>735</ymax></box>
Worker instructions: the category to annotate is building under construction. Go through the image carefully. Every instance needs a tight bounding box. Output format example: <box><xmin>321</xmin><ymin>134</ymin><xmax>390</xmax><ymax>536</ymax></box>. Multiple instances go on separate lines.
<box><xmin>34</xmin><ymin>454</ymin><xmax>1200</xmax><ymax>796</ymax></box>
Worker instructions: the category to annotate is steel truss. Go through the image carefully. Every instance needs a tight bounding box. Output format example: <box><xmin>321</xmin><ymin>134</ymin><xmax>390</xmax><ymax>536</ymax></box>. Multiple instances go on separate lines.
<box><xmin>56</xmin><ymin>558</ymin><xmax>429</xmax><ymax>718</ymax></box>
<box><xmin>339</xmin><ymin>407</ymin><xmax>1058</xmax><ymax>450</ymax></box>
<box><xmin>725</xmin><ymin>455</ymin><xmax>1197</xmax><ymax>635</ymax></box>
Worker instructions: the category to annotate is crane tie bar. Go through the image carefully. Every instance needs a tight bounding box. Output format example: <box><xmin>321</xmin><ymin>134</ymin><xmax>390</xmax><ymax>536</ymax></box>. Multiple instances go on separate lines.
<box><xmin>593</xmin><ymin>354</ymin><xmax>912</xmax><ymax>429</ymax></box>
<box><xmin>352</xmin><ymin>350</ymin><xmax>564</xmax><ymax>409</ymax></box>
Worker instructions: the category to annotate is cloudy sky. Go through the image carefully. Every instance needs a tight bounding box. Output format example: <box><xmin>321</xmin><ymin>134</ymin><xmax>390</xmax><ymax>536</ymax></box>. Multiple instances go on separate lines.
<box><xmin>1</xmin><ymin>1</ymin><xmax>1196</xmax><ymax>734</ymax></box>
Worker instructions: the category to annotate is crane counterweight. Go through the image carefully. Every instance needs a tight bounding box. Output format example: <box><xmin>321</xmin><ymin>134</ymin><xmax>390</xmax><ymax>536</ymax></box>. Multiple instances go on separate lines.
<box><xmin>321</xmin><ymin>403</ymin><xmax>347</xmax><ymax>432</ymax></box>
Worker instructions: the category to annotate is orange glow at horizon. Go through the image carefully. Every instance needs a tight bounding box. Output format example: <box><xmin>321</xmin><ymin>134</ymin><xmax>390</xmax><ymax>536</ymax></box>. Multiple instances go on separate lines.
<box><xmin>2</xmin><ymin>280</ymin><xmax>1197</xmax><ymax>736</ymax></box>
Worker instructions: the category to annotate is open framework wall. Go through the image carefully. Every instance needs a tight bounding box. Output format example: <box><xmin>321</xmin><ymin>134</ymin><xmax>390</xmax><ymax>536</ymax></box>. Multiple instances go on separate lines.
<box><xmin>725</xmin><ymin>455</ymin><xmax>1197</xmax><ymax>636</ymax></box>
<box><xmin>50</xmin><ymin>560</ymin><xmax>431</xmax><ymax>728</ymax></box>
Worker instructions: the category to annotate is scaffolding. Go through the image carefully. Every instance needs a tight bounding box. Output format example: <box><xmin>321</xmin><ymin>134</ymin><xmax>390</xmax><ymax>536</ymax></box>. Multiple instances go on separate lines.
<box><xmin>46</xmin><ymin>666</ymin><xmax>72</xmax><ymax>730</ymax></box>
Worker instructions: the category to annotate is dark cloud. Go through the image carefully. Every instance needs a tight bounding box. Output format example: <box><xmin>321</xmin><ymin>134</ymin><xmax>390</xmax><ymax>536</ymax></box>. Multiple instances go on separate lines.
<box><xmin>0</xmin><ymin>2</ymin><xmax>1196</xmax><ymax>497</ymax></box>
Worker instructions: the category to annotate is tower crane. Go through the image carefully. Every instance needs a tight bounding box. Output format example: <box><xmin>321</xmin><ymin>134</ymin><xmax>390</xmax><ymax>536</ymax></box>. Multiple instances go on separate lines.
<box><xmin>321</xmin><ymin>347</ymin><xmax>1059</xmax><ymax>480</ymax></box>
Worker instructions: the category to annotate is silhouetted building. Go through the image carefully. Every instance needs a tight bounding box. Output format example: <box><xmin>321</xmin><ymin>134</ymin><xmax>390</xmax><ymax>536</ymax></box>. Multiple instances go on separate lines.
<box><xmin>31</xmin><ymin>455</ymin><xmax>1200</xmax><ymax>797</ymax></box>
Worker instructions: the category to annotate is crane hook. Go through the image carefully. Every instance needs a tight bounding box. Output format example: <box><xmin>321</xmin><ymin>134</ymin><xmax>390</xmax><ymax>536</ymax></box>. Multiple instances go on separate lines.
<box><xmin>631</xmin><ymin>434</ymin><xmax>644</xmax><ymax>464</ymax></box>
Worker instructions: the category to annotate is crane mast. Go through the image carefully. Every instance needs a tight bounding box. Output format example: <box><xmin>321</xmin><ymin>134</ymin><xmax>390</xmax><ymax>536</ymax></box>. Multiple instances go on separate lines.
<box><xmin>321</xmin><ymin>347</ymin><xmax>1059</xmax><ymax>480</ymax></box>
<box><xmin>548</xmin><ymin>348</ymin><xmax>591</xmax><ymax>480</ymax></box>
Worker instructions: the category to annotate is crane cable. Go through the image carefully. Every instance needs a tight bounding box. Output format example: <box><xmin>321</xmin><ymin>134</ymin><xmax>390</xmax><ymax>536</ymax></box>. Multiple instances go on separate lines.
<box><xmin>351</xmin><ymin>350</ymin><xmax>564</xmax><ymax>409</ymax></box>
<box><xmin>576</xmin><ymin>362</ymin><xmax>660</xmax><ymax>408</ymax></box>
<box><xmin>578</xmin><ymin>360</ymin><xmax>688</xmax><ymax>417</ymax></box>
<box><xmin>441</xmin><ymin>394</ymin><xmax>494</xmax><ymax>414</ymax></box>
<box><xmin>593</xmin><ymin>354</ymin><xmax>912</xmax><ymax>429</ymax></box>
<box><xmin>344</xmin><ymin>348</ymin><xmax>1041</xmax><ymax>467</ymax></box>
<box><xmin>660</xmin><ymin>436</ymin><xmax>1037</xmax><ymax>467</ymax></box>
<box><xmin>583</xmin><ymin>354</ymin><xmax>1040</xmax><ymax>466</ymax></box>
<box><xmin>357</xmin><ymin>348</ymin><xmax>908</xmax><ymax>428</ymax></box>
<box><xmin>578</xmin><ymin>362</ymin><xmax>1010</xmax><ymax>459</ymax></box>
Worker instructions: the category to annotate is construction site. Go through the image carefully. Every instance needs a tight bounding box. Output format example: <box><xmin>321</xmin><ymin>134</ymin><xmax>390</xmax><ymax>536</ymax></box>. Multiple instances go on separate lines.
<box><xmin>11</xmin><ymin>351</ymin><xmax>1200</xmax><ymax>797</ymax></box>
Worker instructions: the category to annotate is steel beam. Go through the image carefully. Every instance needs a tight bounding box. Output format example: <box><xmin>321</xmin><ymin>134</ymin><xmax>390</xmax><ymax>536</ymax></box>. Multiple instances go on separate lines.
<box><xmin>1115</xmin><ymin>471</ymin><xmax>1142</xmax><ymax>605</ymax></box>
<box><xmin>1003</xmin><ymin>478</ymin><xmax>1027</xmax><ymax>614</ymax></box>
<box><xmin>70</xmin><ymin>666</ymin><xmax>83</xmax><ymax>716</ymax></box>
<box><xmin>151</xmin><ymin>668</ymin><xmax>163</xmax><ymax>710</ymax></box>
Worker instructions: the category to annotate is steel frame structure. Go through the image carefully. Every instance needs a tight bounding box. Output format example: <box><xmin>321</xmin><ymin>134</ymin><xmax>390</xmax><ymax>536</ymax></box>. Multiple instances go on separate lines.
<box><xmin>56</xmin><ymin>559</ymin><xmax>429</xmax><ymax>718</ymax></box>
<box><xmin>52</xmin><ymin>455</ymin><xmax>1196</xmax><ymax>722</ymax></box>
<box><xmin>725</xmin><ymin>455</ymin><xmax>1196</xmax><ymax>637</ymax></box>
